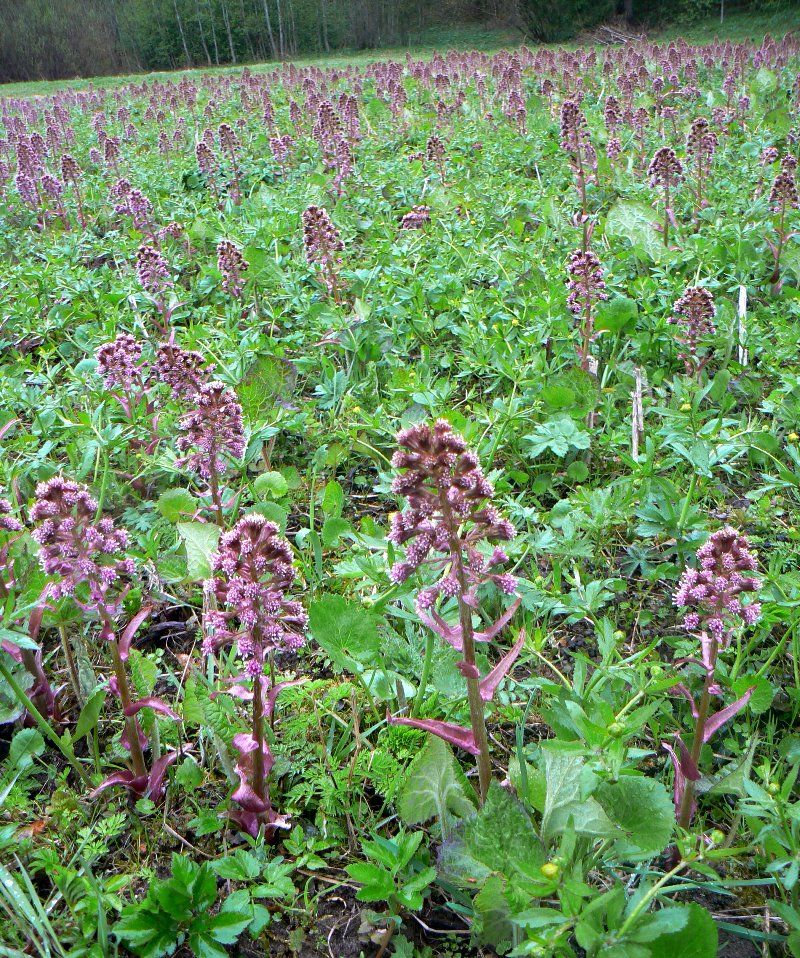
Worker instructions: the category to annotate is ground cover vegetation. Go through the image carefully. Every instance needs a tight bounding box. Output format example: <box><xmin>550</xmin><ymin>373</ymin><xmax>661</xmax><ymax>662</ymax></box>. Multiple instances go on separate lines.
<box><xmin>1</xmin><ymin>23</ymin><xmax>800</xmax><ymax>958</ymax></box>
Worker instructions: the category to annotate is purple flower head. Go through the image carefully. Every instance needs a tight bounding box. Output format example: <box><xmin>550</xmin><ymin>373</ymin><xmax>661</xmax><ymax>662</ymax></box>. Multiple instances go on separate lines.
<box><xmin>195</xmin><ymin>141</ymin><xmax>216</xmax><ymax>177</ymax></box>
<box><xmin>154</xmin><ymin>342</ymin><xmax>211</xmax><ymax>399</ymax></box>
<box><xmin>216</xmin><ymin>239</ymin><xmax>249</xmax><ymax>299</ymax></box>
<box><xmin>176</xmin><ymin>381</ymin><xmax>245</xmax><ymax>480</ymax></box>
<box><xmin>426</xmin><ymin>134</ymin><xmax>445</xmax><ymax>165</ymax></box>
<box><xmin>565</xmin><ymin>249</ymin><xmax>607</xmax><ymax>316</ymax></box>
<box><xmin>302</xmin><ymin>205</ymin><xmax>344</xmax><ymax>297</ymax></box>
<box><xmin>399</xmin><ymin>205</ymin><xmax>431</xmax><ymax>230</ymax></box>
<box><xmin>388</xmin><ymin>420</ymin><xmax>516</xmax><ymax>622</ymax></box>
<box><xmin>686</xmin><ymin>116</ymin><xmax>717</xmax><ymax>162</ymax></box>
<box><xmin>135</xmin><ymin>244</ymin><xmax>170</xmax><ymax>296</ymax></box>
<box><xmin>674</xmin><ymin>526</ymin><xmax>761</xmax><ymax>646</ymax></box>
<box><xmin>40</xmin><ymin>173</ymin><xmax>63</xmax><ymax>200</ymax></box>
<box><xmin>603</xmin><ymin>95</ymin><xmax>621</xmax><ymax>133</ymax></box>
<box><xmin>218</xmin><ymin>122</ymin><xmax>239</xmax><ymax>154</ymax></box>
<box><xmin>670</xmin><ymin>286</ymin><xmax>715</xmax><ymax>375</ymax></box>
<box><xmin>759</xmin><ymin>146</ymin><xmax>779</xmax><ymax>167</ymax></box>
<box><xmin>769</xmin><ymin>167</ymin><xmax>799</xmax><ymax>214</ymax></box>
<box><xmin>648</xmin><ymin>146</ymin><xmax>683</xmax><ymax>189</ymax></box>
<box><xmin>29</xmin><ymin>477</ymin><xmax>134</xmax><ymax>614</ymax></box>
<box><xmin>96</xmin><ymin>333</ymin><xmax>143</xmax><ymax>392</ymax></box>
<box><xmin>0</xmin><ymin>498</ymin><xmax>22</xmax><ymax>534</ymax></box>
<box><xmin>204</xmin><ymin>514</ymin><xmax>308</xmax><ymax>675</ymax></box>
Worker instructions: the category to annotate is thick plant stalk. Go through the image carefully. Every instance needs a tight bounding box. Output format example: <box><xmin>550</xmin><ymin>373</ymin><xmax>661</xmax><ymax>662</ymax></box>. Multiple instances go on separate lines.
<box><xmin>59</xmin><ymin>625</ymin><xmax>83</xmax><ymax>706</ymax></box>
<box><xmin>108</xmin><ymin>634</ymin><xmax>148</xmax><ymax>781</ymax></box>
<box><xmin>676</xmin><ymin>639</ymin><xmax>716</xmax><ymax>830</ymax></box>
<box><xmin>446</xmin><ymin>502</ymin><xmax>492</xmax><ymax>802</ymax></box>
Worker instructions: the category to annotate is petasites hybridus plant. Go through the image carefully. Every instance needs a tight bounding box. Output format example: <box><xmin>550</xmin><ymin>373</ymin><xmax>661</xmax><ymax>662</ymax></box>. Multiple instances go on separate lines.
<box><xmin>30</xmin><ymin>477</ymin><xmax>181</xmax><ymax>801</ymax></box>
<box><xmin>204</xmin><ymin>514</ymin><xmax>308</xmax><ymax>836</ymax></box>
<box><xmin>665</xmin><ymin>527</ymin><xmax>761</xmax><ymax>831</ymax></box>
<box><xmin>648</xmin><ymin>146</ymin><xmax>683</xmax><ymax>248</ymax></box>
<box><xmin>670</xmin><ymin>286</ymin><xmax>716</xmax><ymax>378</ymax></box>
<box><xmin>766</xmin><ymin>157</ymin><xmax>799</xmax><ymax>295</ymax></box>
<box><xmin>176</xmin><ymin>381</ymin><xmax>245</xmax><ymax>524</ymax></box>
<box><xmin>386</xmin><ymin>420</ymin><xmax>522</xmax><ymax>803</ymax></box>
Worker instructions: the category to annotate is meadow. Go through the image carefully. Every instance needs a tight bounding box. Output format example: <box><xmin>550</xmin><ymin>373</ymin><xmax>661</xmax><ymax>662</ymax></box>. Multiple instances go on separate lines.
<box><xmin>1</xmin><ymin>14</ymin><xmax>800</xmax><ymax>958</ymax></box>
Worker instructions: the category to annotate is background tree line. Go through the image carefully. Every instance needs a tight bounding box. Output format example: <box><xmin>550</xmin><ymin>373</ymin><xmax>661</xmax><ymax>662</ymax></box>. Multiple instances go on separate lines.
<box><xmin>0</xmin><ymin>0</ymin><xmax>792</xmax><ymax>83</ymax></box>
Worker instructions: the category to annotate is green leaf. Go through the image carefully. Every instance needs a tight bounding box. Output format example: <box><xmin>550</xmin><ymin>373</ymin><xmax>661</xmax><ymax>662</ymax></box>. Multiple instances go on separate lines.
<box><xmin>595</xmin><ymin>775</ymin><xmax>674</xmax><ymax>860</ymax></box>
<box><xmin>345</xmin><ymin>862</ymin><xmax>395</xmax><ymax>902</ymax></box>
<box><xmin>253</xmin><ymin>471</ymin><xmax>288</xmax><ymax>499</ymax></box>
<box><xmin>114</xmin><ymin>904</ymin><xmax>178</xmax><ymax>958</ymax></box>
<box><xmin>605</xmin><ymin>200</ymin><xmax>665</xmax><ymax>262</ymax></box>
<box><xmin>397</xmin><ymin>734</ymin><xmax>477</xmax><ymax>829</ymax></box>
<box><xmin>321</xmin><ymin>480</ymin><xmax>344</xmax><ymax>517</ymax></box>
<box><xmin>646</xmin><ymin>903</ymin><xmax>717</xmax><ymax>958</ymax></box>
<box><xmin>524</xmin><ymin>415</ymin><xmax>591</xmax><ymax>459</ymax></box>
<box><xmin>177</xmin><ymin>522</ymin><xmax>221</xmax><ymax>581</ymax></box>
<box><xmin>629</xmin><ymin>906</ymin><xmax>689</xmax><ymax>943</ymax></box>
<box><xmin>155</xmin><ymin>488</ymin><xmax>197</xmax><ymax>522</ymax></box>
<box><xmin>174</xmin><ymin>756</ymin><xmax>204</xmax><ymax>793</ymax></box>
<box><xmin>472</xmin><ymin>874</ymin><xmax>515</xmax><ymax>952</ymax></box>
<box><xmin>211</xmin><ymin>850</ymin><xmax>261</xmax><ymax>882</ymax></box>
<box><xmin>308</xmin><ymin>593</ymin><xmax>384</xmax><ymax>674</ymax></box>
<box><xmin>595</xmin><ymin>295</ymin><xmax>638</xmax><ymax>334</ymax></box>
<box><xmin>540</xmin><ymin>751</ymin><xmax>615</xmax><ymax>845</ymax></box>
<box><xmin>0</xmin><ymin>627</ymin><xmax>39</xmax><ymax>652</ymax></box>
<box><xmin>321</xmin><ymin>516</ymin><xmax>351</xmax><ymax>548</ymax></box>
<box><xmin>464</xmin><ymin>781</ymin><xmax>546</xmax><ymax>888</ymax></box>
<box><xmin>249</xmin><ymin>501</ymin><xmax>289</xmax><ymax>531</ymax></box>
<box><xmin>731</xmin><ymin>675</ymin><xmax>773</xmax><ymax>715</ymax></box>
<box><xmin>74</xmin><ymin>686</ymin><xmax>107</xmax><ymax>741</ymax></box>
<box><xmin>6</xmin><ymin>727</ymin><xmax>45</xmax><ymax>772</ymax></box>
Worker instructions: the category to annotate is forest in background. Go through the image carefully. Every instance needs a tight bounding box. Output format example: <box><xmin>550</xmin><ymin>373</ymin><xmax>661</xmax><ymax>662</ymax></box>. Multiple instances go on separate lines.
<box><xmin>0</xmin><ymin>0</ymin><xmax>794</xmax><ymax>83</ymax></box>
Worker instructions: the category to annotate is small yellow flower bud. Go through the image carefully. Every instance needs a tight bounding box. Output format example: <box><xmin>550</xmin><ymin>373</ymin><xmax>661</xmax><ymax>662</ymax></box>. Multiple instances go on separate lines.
<box><xmin>680</xmin><ymin>402</ymin><xmax>692</xmax><ymax>412</ymax></box>
<box><xmin>540</xmin><ymin>861</ymin><xmax>560</xmax><ymax>880</ymax></box>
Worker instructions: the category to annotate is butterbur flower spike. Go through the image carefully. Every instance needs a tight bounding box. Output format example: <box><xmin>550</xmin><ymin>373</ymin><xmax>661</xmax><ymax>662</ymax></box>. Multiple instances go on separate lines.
<box><xmin>670</xmin><ymin>285</ymin><xmax>715</xmax><ymax>378</ymax></box>
<box><xmin>30</xmin><ymin>478</ymin><xmax>180</xmax><ymax>801</ymax></box>
<box><xmin>176</xmin><ymin>381</ymin><xmax>245</xmax><ymax>522</ymax></box>
<box><xmin>665</xmin><ymin>527</ymin><xmax>761</xmax><ymax>831</ymax></box>
<box><xmin>217</xmin><ymin>239</ymin><xmax>249</xmax><ymax>299</ymax></box>
<box><xmin>387</xmin><ymin>420</ymin><xmax>521</xmax><ymax>802</ymax></box>
<box><xmin>204</xmin><ymin>514</ymin><xmax>308</xmax><ymax>836</ymax></box>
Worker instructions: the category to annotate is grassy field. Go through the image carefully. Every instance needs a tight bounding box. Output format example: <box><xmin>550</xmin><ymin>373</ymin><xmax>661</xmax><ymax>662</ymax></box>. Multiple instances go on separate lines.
<box><xmin>2</xmin><ymin>10</ymin><xmax>800</xmax><ymax>958</ymax></box>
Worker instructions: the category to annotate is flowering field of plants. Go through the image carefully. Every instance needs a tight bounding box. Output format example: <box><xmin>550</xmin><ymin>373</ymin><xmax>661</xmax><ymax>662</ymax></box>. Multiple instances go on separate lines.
<box><xmin>2</xmin><ymin>23</ymin><xmax>800</xmax><ymax>958</ymax></box>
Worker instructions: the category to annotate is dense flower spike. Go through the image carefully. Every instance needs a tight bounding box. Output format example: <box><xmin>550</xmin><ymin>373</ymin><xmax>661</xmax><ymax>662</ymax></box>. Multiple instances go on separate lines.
<box><xmin>565</xmin><ymin>249</ymin><xmax>608</xmax><ymax>371</ymax></box>
<box><xmin>399</xmin><ymin>205</ymin><xmax>431</xmax><ymax>230</ymax></box>
<box><xmin>204</xmin><ymin>514</ymin><xmax>307</xmax><ymax>836</ymax></box>
<box><xmin>216</xmin><ymin>239</ymin><xmax>249</xmax><ymax>298</ymax></box>
<box><xmin>670</xmin><ymin>285</ymin><xmax>716</xmax><ymax>376</ymax></box>
<box><xmin>674</xmin><ymin>526</ymin><xmax>761</xmax><ymax>643</ymax></box>
<box><xmin>302</xmin><ymin>205</ymin><xmax>344</xmax><ymax>299</ymax></box>
<box><xmin>387</xmin><ymin>420</ymin><xmax>520</xmax><ymax>801</ymax></box>
<box><xmin>648</xmin><ymin>147</ymin><xmax>683</xmax><ymax>246</ymax></box>
<box><xmin>648</xmin><ymin>146</ymin><xmax>683</xmax><ymax>189</ymax></box>
<box><xmin>666</xmin><ymin>528</ymin><xmax>761</xmax><ymax>830</ymax></box>
<box><xmin>176</xmin><ymin>381</ymin><xmax>245</xmax><ymax>482</ymax></box>
<box><xmin>135</xmin><ymin>243</ymin><xmax>170</xmax><ymax>296</ymax></box>
<box><xmin>154</xmin><ymin>342</ymin><xmax>211</xmax><ymax>399</ymax></box>
<box><xmin>686</xmin><ymin>116</ymin><xmax>718</xmax><ymax>210</ymax></box>
<box><xmin>426</xmin><ymin>134</ymin><xmax>446</xmax><ymax>184</ymax></box>
<box><xmin>30</xmin><ymin>476</ymin><xmax>134</xmax><ymax>611</ymax></box>
<box><xmin>205</xmin><ymin>515</ymin><xmax>308</xmax><ymax>670</ymax></box>
<box><xmin>96</xmin><ymin>333</ymin><xmax>143</xmax><ymax>392</ymax></box>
